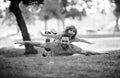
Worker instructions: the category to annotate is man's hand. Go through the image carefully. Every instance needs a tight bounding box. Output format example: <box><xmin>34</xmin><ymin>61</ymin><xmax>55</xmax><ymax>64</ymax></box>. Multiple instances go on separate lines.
<box><xmin>85</xmin><ymin>51</ymin><xmax>102</xmax><ymax>56</ymax></box>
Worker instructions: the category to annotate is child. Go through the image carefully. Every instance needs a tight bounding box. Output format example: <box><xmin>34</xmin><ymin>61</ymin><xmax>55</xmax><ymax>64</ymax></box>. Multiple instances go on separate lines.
<box><xmin>42</xmin><ymin>30</ymin><xmax>57</xmax><ymax>57</ymax></box>
<box><xmin>40</xmin><ymin>25</ymin><xmax>94</xmax><ymax>44</ymax></box>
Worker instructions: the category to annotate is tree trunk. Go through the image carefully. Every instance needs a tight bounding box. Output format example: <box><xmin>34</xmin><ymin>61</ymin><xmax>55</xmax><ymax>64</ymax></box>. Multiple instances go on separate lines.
<box><xmin>9</xmin><ymin>1</ymin><xmax>38</xmax><ymax>54</ymax></box>
<box><xmin>61</xmin><ymin>19</ymin><xmax>65</xmax><ymax>30</ymax></box>
<box><xmin>44</xmin><ymin>16</ymin><xmax>49</xmax><ymax>31</ymax></box>
<box><xmin>45</xmin><ymin>19</ymin><xmax>47</xmax><ymax>31</ymax></box>
<box><xmin>57</xmin><ymin>18</ymin><xmax>65</xmax><ymax>33</ymax></box>
<box><xmin>57</xmin><ymin>19</ymin><xmax>60</xmax><ymax>33</ymax></box>
<box><xmin>114</xmin><ymin>15</ymin><xmax>120</xmax><ymax>32</ymax></box>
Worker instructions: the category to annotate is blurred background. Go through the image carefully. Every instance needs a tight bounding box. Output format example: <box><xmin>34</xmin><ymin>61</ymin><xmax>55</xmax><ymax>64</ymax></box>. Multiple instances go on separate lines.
<box><xmin>1</xmin><ymin>1</ymin><xmax>120</xmax><ymax>78</ymax></box>
<box><xmin>0</xmin><ymin>0</ymin><xmax>120</xmax><ymax>52</ymax></box>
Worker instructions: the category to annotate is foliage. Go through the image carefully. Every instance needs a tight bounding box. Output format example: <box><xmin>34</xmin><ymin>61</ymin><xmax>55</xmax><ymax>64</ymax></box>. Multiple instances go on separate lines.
<box><xmin>66</xmin><ymin>8</ymin><xmax>83</xmax><ymax>20</ymax></box>
<box><xmin>20</xmin><ymin>3</ymin><xmax>36</xmax><ymax>25</ymax></box>
<box><xmin>0</xmin><ymin>0</ymin><xmax>45</xmax><ymax>26</ymax></box>
<box><xmin>114</xmin><ymin>0</ymin><xmax>120</xmax><ymax>17</ymax></box>
<box><xmin>1</xmin><ymin>2</ymin><xmax>38</xmax><ymax>26</ymax></box>
<box><xmin>38</xmin><ymin>0</ymin><xmax>64</xmax><ymax>20</ymax></box>
<box><xmin>1</xmin><ymin>9</ymin><xmax>16</xmax><ymax>26</ymax></box>
<box><xmin>1</xmin><ymin>0</ymin><xmax>67</xmax><ymax>25</ymax></box>
<box><xmin>22</xmin><ymin>0</ymin><xmax>44</xmax><ymax>5</ymax></box>
<box><xmin>9</xmin><ymin>0</ymin><xmax>44</xmax><ymax>5</ymax></box>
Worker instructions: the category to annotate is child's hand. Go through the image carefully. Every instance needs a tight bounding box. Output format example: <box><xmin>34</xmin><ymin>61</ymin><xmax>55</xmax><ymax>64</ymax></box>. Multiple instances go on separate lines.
<box><xmin>89</xmin><ymin>42</ymin><xmax>95</xmax><ymax>45</ymax></box>
<box><xmin>15</xmin><ymin>42</ymin><xmax>24</xmax><ymax>46</ymax></box>
<box><xmin>45</xmin><ymin>31</ymin><xmax>51</xmax><ymax>34</ymax></box>
<box><xmin>40</xmin><ymin>31</ymin><xmax>44</xmax><ymax>36</ymax></box>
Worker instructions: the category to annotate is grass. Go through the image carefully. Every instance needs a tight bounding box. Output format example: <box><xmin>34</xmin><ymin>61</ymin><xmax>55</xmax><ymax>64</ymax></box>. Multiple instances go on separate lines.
<box><xmin>0</xmin><ymin>47</ymin><xmax>120</xmax><ymax>78</ymax></box>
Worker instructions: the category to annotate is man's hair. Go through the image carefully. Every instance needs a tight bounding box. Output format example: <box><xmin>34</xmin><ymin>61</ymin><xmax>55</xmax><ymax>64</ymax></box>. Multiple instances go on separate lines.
<box><xmin>59</xmin><ymin>34</ymin><xmax>70</xmax><ymax>40</ymax></box>
<box><xmin>64</xmin><ymin>25</ymin><xmax>77</xmax><ymax>39</ymax></box>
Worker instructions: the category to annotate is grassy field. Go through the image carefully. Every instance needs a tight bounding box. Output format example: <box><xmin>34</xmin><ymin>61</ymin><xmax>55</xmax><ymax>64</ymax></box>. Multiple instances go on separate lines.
<box><xmin>0</xmin><ymin>47</ymin><xmax>120</xmax><ymax>78</ymax></box>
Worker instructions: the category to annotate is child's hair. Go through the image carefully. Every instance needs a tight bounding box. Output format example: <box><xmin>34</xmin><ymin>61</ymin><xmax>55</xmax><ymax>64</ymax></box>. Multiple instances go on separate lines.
<box><xmin>64</xmin><ymin>25</ymin><xmax>77</xmax><ymax>40</ymax></box>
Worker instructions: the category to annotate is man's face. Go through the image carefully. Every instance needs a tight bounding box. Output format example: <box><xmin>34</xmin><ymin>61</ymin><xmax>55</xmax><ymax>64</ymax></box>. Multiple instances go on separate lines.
<box><xmin>60</xmin><ymin>37</ymin><xmax>70</xmax><ymax>50</ymax></box>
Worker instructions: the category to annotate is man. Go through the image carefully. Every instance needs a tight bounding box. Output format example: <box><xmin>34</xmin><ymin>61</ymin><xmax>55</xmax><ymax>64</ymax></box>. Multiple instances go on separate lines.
<box><xmin>15</xmin><ymin>34</ymin><xmax>103</xmax><ymax>56</ymax></box>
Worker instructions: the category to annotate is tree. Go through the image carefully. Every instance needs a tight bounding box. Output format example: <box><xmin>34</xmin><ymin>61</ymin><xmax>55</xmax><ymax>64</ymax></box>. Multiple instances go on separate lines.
<box><xmin>37</xmin><ymin>4</ymin><xmax>51</xmax><ymax>31</ymax></box>
<box><xmin>114</xmin><ymin>0</ymin><xmax>120</xmax><ymax>32</ymax></box>
<box><xmin>66</xmin><ymin>7</ymin><xmax>82</xmax><ymax>20</ymax></box>
<box><xmin>38</xmin><ymin>0</ymin><xmax>66</xmax><ymax>33</ymax></box>
<box><xmin>1</xmin><ymin>2</ymin><xmax>36</xmax><ymax>29</ymax></box>
<box><xmin>9</xmin><ymin>0</ymin><xmax>44</xmax><ymax>54</ymax></box>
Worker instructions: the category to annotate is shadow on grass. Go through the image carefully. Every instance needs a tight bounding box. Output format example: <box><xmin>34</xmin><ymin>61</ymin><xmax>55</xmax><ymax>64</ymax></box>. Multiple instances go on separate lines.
<box><xmin>0</xmin><ymin>47</ymin><xmax>25</xmax><ymax>57</ymax></box>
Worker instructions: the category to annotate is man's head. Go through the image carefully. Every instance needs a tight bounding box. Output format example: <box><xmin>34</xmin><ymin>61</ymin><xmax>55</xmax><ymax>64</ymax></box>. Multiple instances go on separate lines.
<box><xmin>59</xmin><ymin>34</ymin><xmax>70</xmax><ymax>50</ymax></box>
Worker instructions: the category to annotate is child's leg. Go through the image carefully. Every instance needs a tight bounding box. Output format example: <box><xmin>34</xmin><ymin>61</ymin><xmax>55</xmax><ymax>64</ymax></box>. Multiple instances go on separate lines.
<box><xmin>42</xmin><ymin>48</ymin><xmax>51</xmax><ymax>57</ymax></box>
<box><xmin>42</xmin><ymin>38</ymin><xmax>51</xmax><ymax>57</ymax></box>
<box><xmin>42</xmin><ymin>50</ymin><xmax>48</xmax><ymax>57</ymax></box>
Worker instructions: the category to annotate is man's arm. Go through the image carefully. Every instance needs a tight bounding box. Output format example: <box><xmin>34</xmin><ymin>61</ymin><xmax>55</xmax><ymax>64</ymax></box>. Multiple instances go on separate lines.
<box><xmin>78</xmin><ymin>50</ymin><xmax>109</xmax><ymax>56</ymax></box>
<box><xmin>80</xmin><ymin>50</ymin><xmax>101</xmax><ymax>56</ymax></box>
<box><xmin>15</xmin><ymin>41</ymin><xmax>46</xmax><ymax>48</ymax></box>
<box><xmin>72</xmin><ymin>44</ymin><xmax>103</xmax><ymax>56</ymax></box>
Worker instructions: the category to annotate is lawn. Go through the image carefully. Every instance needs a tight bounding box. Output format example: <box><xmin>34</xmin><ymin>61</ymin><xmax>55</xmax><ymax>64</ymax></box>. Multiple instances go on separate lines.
<box><xmin>0</xmin><ymin>47</ymin><xmax>120</xmax><ymax>78</ymax></box>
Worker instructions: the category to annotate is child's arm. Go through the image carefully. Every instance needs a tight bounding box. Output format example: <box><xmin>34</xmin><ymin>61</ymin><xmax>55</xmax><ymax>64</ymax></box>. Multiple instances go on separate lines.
<box><xmin>15</xmin><ymin>41</ymin><xmax>46</xmax><ymax>48</ymax></box>
<box><xmin>75</xmin><ymin>38</ymin><xmax>94</xmax><ymax>44</ymax></box>
<box><xmin>73</xmin><ymin>44</ymin><xmax>101</xmax><ymax>56</ymax></box>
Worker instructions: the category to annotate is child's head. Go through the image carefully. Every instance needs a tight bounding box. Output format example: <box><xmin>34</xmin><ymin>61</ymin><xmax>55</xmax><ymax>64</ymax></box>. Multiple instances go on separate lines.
<box><xmin>64</xmin><ymin>25</ymin><xmax>77</xmax><ymax>39</ymax></box>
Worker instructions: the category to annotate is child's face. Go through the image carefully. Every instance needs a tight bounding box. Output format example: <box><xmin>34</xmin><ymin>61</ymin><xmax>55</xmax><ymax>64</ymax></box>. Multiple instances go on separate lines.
<box><xmin>68</xmin><ymin>29</ymin><xmax>75</xmax><ymax>36</ymax></box>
